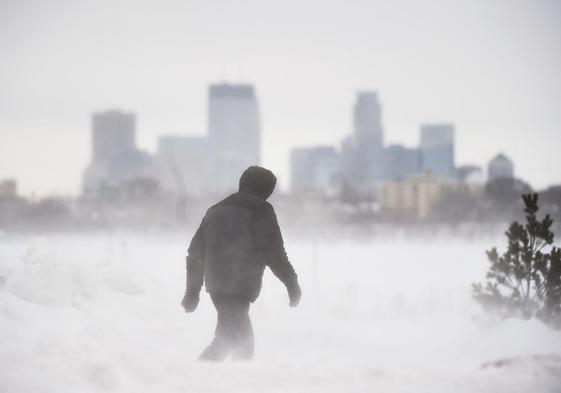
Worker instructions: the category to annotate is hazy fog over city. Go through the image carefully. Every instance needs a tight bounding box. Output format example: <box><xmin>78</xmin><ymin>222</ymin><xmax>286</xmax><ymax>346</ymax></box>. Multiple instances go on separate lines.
<box><xmin>1</xmin><ymin>0</ymin><xmax>560</xmax><ymax>196</ymax></box>
<box><xmin>2</xmin><ymin>2</ymin><xmax>561</xmax><ymax>392</ymax></box>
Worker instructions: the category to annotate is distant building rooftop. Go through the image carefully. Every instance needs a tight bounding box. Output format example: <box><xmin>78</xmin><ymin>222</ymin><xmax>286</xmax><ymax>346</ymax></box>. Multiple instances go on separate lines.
<box><xmin>490</xmin><ymin>153</ymin><xmax>511</xmax><ymax>163</ymax></box>
<box><xmin>209</xmin><ymin>83</ymin><xmax>255</xmax><ymax>99</ymax></box>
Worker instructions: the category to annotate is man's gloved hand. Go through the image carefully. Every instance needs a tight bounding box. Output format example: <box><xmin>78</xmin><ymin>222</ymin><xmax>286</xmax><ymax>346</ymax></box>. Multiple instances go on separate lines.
<box><xmin>181</xmin><ymin>291</ymin><xmax>199</xmax><ymax>313</ymax></box>
<box><xmin>287</xmin><ymin>281</ymin><xmax>302</xmax><ymax>307</ymax></box>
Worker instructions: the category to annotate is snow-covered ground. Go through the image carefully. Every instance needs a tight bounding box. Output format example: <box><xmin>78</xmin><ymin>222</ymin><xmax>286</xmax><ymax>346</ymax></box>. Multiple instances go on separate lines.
<box><xmin>1</xmin><ymin>232</ymin><xmax>560</xmax><ymax>393</ymax></box>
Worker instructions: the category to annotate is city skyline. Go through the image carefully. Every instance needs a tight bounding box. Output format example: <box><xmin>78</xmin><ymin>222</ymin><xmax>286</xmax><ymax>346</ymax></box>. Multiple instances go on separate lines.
<box><xmin>0</xmin><ymin>83</ymin><xmax>548</xmax><ymax>197</ymax></box>
<box><xmin>84</xmin><ymin>88</ymin><xmax>521</xmax><ymax>198</ymax></box>
<box><xmin>1</xmin><ymin>0</ymin><xmax>560</xmax><ymax>196</ymax></box>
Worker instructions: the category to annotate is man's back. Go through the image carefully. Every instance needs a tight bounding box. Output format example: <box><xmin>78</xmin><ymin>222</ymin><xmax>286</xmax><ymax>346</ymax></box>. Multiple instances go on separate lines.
<box><xmin>202</xmin><ymin>192</ymin><xmax>270</xmax><ymax>300</ymax></box>
<box><xmin>184</xmin><ymin>166</ymin><xmax>301</xmax><ymax>305</ymax></box>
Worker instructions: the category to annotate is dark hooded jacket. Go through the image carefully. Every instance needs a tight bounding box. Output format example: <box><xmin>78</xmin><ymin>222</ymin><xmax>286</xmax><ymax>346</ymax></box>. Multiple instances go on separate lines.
<box><xmin>185</xmin><ymin>166</ymin><xmax>298</xmax><ymax>302</ymax></box>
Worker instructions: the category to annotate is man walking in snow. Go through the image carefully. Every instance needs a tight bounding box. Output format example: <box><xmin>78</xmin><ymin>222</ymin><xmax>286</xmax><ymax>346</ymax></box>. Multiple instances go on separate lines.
<box><xmin>181</xmin><ymin>166</ymin><xmax>302</xmax><ymax>361</ymax></box>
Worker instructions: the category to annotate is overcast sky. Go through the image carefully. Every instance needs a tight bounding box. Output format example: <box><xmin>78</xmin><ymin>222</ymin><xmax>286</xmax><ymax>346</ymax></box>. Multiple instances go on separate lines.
<box><xmin>1</xmin><ymin>0</ymin><xmax>560</xmax><ymax>196</ymax></box>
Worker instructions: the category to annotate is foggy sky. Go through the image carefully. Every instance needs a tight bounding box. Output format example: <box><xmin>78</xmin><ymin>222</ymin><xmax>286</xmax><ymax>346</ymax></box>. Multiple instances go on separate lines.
<box><xmin>1</xmin><ymin>0</ymin><xmax>560</xmax><ymax>196</ymax></box>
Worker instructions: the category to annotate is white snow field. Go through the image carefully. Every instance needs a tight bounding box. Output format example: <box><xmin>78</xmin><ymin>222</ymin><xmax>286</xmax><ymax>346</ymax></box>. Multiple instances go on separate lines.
<box><xmin>1</xmin><ymin>232</ymin><xmax>560</xmax><ymax>393</ymax></box>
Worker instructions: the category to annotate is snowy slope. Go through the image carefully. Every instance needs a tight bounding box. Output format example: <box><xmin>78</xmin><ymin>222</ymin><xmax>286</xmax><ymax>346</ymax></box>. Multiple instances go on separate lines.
<box><xmin>1</xmin><ymin>233</ymin><xmax>560</xmax><ymax>393</ymax></box>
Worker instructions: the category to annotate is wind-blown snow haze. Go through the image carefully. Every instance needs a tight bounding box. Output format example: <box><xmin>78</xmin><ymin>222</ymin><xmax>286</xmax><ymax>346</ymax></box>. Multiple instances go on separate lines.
<box><xmin>1</xmin><ymin>233</ymin><xmax>560</xmax><ymax>392</ymax></box>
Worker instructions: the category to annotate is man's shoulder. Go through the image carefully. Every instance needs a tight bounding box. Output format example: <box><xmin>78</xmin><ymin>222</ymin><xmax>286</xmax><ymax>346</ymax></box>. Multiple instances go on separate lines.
<box><xmin>206</xmin><ymin>192</ymin><xmax>270</xmax><ymax>214</ymax></box>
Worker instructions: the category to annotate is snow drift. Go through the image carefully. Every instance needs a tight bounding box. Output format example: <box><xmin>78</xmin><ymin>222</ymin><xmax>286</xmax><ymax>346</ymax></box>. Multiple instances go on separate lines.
<box><xmin>0</xmin><ymin>233</ymin><xmax>560</xmax><ymax>392</ymax></box>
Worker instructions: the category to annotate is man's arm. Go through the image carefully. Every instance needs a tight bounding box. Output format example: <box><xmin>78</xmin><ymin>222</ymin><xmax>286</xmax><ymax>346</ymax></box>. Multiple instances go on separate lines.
<box><xmin>258</xmin><ymin>204</ymin><xmax>301</xmax><ymax>306</ymax></box>
<box><xmin>182</xmin><ymin>219</ymin><xmax>205</xmax><ymax>312</ymax></box>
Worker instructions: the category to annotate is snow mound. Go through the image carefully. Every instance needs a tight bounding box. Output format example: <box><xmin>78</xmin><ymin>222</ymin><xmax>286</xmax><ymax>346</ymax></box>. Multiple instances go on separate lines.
<box><xmin>2</xmin><ymin>237</ymin><xmax>146</xmax><ymax>308</ymax></box>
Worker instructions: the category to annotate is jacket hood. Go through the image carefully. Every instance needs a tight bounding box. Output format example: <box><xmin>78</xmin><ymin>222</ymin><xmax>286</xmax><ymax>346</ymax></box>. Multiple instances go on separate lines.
<box><xmin>238</xmin><ymin>166</ymin><xmax>277</xmax><ymax>200</ymax></box>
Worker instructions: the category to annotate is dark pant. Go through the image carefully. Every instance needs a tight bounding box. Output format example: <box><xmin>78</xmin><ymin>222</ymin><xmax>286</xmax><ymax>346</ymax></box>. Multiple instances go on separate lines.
<box><xmin>199</xmin><ymin>293</ymin><xmax>254</xmax><ymax>361</ymax></box>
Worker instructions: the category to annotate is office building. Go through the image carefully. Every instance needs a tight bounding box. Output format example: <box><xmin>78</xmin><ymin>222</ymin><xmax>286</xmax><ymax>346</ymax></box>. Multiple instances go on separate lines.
<box><xmin>83</xmin><ymin>110</ymin><xmax>153</xmax><ymax>195</ymax></box>
<box><xmin>488</xmin><ymin>153</ymin><xmax>514</xmax><ymax>181</ymax></box>
<box><xmin>340</xmin><ymin>92</ymin><xmax>385</xmax><ymax>192</ymax></box>
<box><xmin>379</xmin><ymin>174</ymin><xmax>446</xmax><ymax>220</ymax></box>
<box><xmin>208</xmin><ymin>83</ymin><xmax>261</xmax><ymax>194</ymax></box>
<box><xmin>384</xmin><ymin>144</ymin><xmax>421</xmax><ymax>180</ymax></box>
<box><xmin>420</xmin><ymin>124</ymin><xmax>455</xmax><ymax>179</ymax></box>
<box><xmin>290</xmin><ymin>146</ymin><xmax>339</xmax><ymax>193</ymax></box>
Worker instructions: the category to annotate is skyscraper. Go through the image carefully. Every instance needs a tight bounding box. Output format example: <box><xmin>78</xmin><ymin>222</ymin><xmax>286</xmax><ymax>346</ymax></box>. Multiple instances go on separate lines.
<box><xmin>488</xmin><ymin>153</ymin><xmax>514</xmax><ymax>181</ymax></box>
<box><xmin>92</xmin><ymin>110</ymin><xmax>136</xmax><ymax>162</ymax></box>
<box><xmin>384</xmin><ymin>144</ymin><xmax>421</xmax><ymax>180</ymax></box>
<box><xmin>420</xmin><ymin>124</ymin><xmax>455</xmax><ymax>179</ymax></box>
<box><xmin>340</xmin><ymin>91</ymin><xmax>385</xmax><ymax>192</ymax></box>
<box><xmin>353</xmin><ymin>92</ymin><xmax>383</xmax><ymax>146</ymax></box>
<box><xmin>290</xmin><ymin>146</ymin><xmax>339</xmax><ymax>193</ymax></box>
<box><xmin>207</xmin><ymin>83</ymin><xmax>261</xmax><ymax>194</ymax></box>
<box><xmin>83</xmin><ymin>110</ymin><xmax>153</xmax><ymax>195</ymax></box>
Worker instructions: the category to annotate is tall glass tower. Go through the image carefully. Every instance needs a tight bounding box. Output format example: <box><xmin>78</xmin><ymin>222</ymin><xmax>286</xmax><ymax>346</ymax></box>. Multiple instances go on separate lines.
<box><xmin>420</xmin><ymin>124</ymin><xmax>455</xmax><ymax>179</ymax></box>
<box><xmin>207</xmin><ymin>83</ymin><xmax>261</xmax><ymax>194</ymax></box>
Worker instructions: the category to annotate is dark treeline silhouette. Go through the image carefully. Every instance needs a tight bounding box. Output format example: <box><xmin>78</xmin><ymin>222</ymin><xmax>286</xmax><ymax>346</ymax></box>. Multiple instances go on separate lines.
<box><xmin>1</xmin><ymin>176</ymin><xmax>561</xmax><ymax>235</ymax></box>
